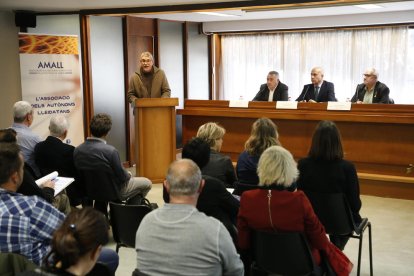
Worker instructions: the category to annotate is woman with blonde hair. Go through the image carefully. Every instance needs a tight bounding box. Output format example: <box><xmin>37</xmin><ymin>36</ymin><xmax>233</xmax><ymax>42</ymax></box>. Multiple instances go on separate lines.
<box><xmin>236</xmin><ymin>118</ymin><xmax>280</xmax><ymax>189</ymax></box>
<box><xmin>196</xmin><ymin>122</ymin><xmax>237</xmax><ymax>188</ymax></box>
<box><xmin>238</xmin><ymin>146</ymin><xmax>353</xmax><ymax>275</ymax></box>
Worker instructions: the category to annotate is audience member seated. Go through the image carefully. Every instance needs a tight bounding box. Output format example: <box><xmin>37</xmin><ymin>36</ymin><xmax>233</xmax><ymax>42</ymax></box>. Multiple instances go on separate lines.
<box><xmin>11</xmin><ymin>101</ymin><xmax>42</xmax><ymax>177</ymax></box>
<box><xmin>0</xmin><ymin>128</ymin><xmax>71</xmax><ymax>214</ymax></box>
<box><xmin>236</xmin><ymin>117</ymin><xmax>280</xmax><ymax>190</ymax></box>
<box><xmin>297</xmin><ymin>120</ymin><xmax>362</xmax><ymax>250</ymax></box>
<box><xmin>163</xmin><ymin>138</ymin><xmax>240</xmax><ymax>244</ymax></box>
<box><xmin>136</xmin><ymin>159</ymin><xmax>244</xmax><ymax>275</ymax></box>
<box><xmin>19</xmin><ymin>207</ymin><xmax>119</xmax><ymax>276</ymax></box>
<box><xmin>34</xmin><ymin>115</ymin><xmax>84</xmax><ymax>207</ymax></box>
<box><xmin>196</xmin><ymin>122</ymin><xmax>237</xmax><ymax>188</ymax></box>
<box><xmin>74</xmin><ymin>113</ymin><xmax>151</xmax><ymax>202</ymax></box>
<box><xmin>237</xmin><ymin>146</ymin><xmax>352</xmax><ymax>275</ymax></box>
<box><xmin>0</xmin><ymin>143</ymin><xmax>65</xmax><ymax>265</ymax></box>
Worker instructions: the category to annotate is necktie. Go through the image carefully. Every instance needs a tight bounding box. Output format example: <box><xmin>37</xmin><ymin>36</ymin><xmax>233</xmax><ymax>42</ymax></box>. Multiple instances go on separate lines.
<box><xmin>314</xmin><ymin>86</ymin><xmax>319</xmax><ymax>100</ymax></box>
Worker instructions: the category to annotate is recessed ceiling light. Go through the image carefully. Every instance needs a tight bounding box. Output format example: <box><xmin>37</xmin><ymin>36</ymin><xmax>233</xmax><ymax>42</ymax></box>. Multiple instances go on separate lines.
<box><xmin>195</xmin><ymin>12</ymin><xmax>239</xmax><ymax>17</ymax></box>
<box><xmin>354</xmin><ymin>4</ymin><xmax>384</xmax><ymax>10</ymax></box>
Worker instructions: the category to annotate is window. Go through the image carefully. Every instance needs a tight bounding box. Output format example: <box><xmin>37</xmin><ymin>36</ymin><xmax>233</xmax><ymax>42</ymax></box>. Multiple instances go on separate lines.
<box><xmin>219</xmin><ymin>26</ymin><xmax>412</xmax><ymax>104</ymax></box>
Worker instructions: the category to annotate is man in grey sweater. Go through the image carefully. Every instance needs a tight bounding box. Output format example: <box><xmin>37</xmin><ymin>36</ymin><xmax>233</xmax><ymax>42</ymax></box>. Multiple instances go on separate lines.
<box><xmin>135</xmin><ymin>159</ymin><xmax>244</xmax><ymax>276</ymax></box>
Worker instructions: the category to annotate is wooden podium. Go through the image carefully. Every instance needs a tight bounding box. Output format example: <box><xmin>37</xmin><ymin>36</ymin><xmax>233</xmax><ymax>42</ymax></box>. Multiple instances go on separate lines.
<box><xmin>134</xmin><ymin>98</ymin><xmax>178</xmax><ymax>183</ymax></box>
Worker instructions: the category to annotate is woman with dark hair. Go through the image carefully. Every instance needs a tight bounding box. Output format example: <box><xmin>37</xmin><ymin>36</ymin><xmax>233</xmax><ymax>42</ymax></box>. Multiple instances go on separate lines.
<box><xmin>21</xmin><ymin>207</ymin><xmax>116</xmax><ymax>276</ymax></box>
<box><xmin>297</xmin><ymin>120</ymin><xmax>362</xmax><ymax>250</ymax></box>
<box><xmin>236</xmin><ymin>118</ymin><xmax>280</xmax><ymax>188</ymax></box>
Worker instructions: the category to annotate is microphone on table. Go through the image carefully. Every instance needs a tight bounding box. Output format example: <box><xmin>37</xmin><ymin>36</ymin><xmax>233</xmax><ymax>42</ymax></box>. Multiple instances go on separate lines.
<box><xmin>301</xmin><ymin>85</ymin><xmax>310</xmax><ymax>102</ymax></box>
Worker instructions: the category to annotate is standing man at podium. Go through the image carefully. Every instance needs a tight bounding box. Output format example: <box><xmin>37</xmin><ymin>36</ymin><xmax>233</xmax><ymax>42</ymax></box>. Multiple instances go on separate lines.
<box><xmin>127</xmin><ymin>51</ymin><xmax>171</xmax><ymax>105</ymax></box>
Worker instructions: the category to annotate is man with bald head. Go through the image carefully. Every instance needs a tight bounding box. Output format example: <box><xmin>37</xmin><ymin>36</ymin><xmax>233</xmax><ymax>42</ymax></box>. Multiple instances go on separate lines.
<box><xmin>296</xmin><ymin>67</ymin><xmax>336</xmax><ymax>102</ymax></box>
<box><xmin>135</xmin><ymin>159</ymin><xmax>243</xmax><ymax>276</ymax></box>
<box><xmin>351</xmin><ymin>68</ymin><xmax>390</xmax><ymax>104</ymax></box>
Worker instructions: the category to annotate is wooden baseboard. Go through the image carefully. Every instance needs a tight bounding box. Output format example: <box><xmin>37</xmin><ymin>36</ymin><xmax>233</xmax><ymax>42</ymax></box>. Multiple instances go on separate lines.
<box><xmin>359</xmin><ymin>173</ymin><xmax>414</xmax><ymax>200</ymax></box>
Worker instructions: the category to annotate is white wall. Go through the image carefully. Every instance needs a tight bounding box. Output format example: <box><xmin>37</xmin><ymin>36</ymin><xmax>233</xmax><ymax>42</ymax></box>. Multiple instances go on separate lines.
<box><xmin>0</xmin><ymin>11</ymin><xmax>23</xmax><ymax>128</ymax></box>
<box><xmin>89</xmin><ymin>16</ymin><xmax>126</xmax><ymax>160</ymax></box>
<box><xmin>159</xmin><ymin>21</ymin><xmax>184</xmax><ymax>108</ymax></box>
<box><xmin>188</xmin><ymin>23</ymin><xmax>209</xmax><ymax>100</ymax></box>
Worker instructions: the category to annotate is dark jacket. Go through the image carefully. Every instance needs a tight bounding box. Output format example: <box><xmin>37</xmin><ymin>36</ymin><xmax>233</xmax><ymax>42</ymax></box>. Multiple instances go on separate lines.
<box><xmin>296</xmin><ymin>157</ymin><xmax>362</xmax><ymax>223</ymax></box>
<box><xmin>296</xmin><ymin>81</ymin><xmax>336</xmax><ymax>102</ymax></box>
<box><xmin>350</xmin><ymin>81</ymin><xmax>390</xmax><ymax>103</ymax></box>
<box><xmin>252</xmin><ymin>82</ymin><xmax>289</xmax><ymax>101</ymax></box>
<box><xmin>236</xmin><ymin>151</ymin><xmax>260</xmax><ymax>186</ymax></box>
<box><xmin>201</xmin><ymin>150</ymin><xmax>237</xmax><ymax>188</ymax></box>
<box><xmin>34</xmin><ymin>136</ymin><xmax>83</xmax><ymax>205</ymax></box>
<box><xmin>17</xmin><ymin>163</ymin><xmax>55</xmax><ymax>204</ymax></box>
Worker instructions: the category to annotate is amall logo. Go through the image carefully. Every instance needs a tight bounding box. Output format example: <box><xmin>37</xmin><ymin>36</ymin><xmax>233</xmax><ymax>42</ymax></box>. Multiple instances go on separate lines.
<box><xmin>37</xmin><ymin>61</ymin><xmax>64</xmax><ymax>69</ymax></box>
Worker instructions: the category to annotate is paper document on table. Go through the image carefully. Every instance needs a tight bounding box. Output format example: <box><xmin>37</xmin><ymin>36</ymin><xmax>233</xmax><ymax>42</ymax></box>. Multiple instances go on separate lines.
<box><xmin>35</xmin><ymin>171</ymin><xmax>74</xmax><ymax>197</ymax></box>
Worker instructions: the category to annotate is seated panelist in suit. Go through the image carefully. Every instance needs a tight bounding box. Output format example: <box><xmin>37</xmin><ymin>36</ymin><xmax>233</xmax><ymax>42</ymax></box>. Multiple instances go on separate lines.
<box><xmin>296</xmin><ymin>67</ymin><xmax>336</xmax><ymax>102</ymax></box>
<box><xmin>350</xmin><ymin>67</ymin><xmax>390</xmax><ymax>104</ymax></box>
<box><xmin>252</xmin><ymin>71</ymin><xmax>288</xmax><ymax>101</ymax></box>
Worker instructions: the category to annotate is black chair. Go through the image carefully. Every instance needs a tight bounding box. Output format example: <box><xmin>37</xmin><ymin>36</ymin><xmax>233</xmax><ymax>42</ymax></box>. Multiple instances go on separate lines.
<box><xmin>250</xmin><ymin>230</ymin><xmax>321</xmax><ymax>276</ymax></box>
<box><xmin>305</xmin><ymin>192</ymin><xmax>373</xmax><ymax>276</ymax></box>
<box><xmin>79</xmin><ymin>169</ymin><xmax>122</xmax><ymax>217</ymax></box>
<box><xmin>109</xmin><ymin>202</ymin><xmax>152</xmax><ymax>253</ymax></box>
<box><xmin>233</xmin><ymin>182</ymin><xmax>259</xmax><ymax>196</ymax></box>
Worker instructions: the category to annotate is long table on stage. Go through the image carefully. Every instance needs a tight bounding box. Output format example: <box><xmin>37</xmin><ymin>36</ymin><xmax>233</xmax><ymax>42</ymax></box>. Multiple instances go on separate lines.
<box><xmin>177</xmin><ymin>100</ymin><xmax>414</xmax><ymax>199</ymax></box>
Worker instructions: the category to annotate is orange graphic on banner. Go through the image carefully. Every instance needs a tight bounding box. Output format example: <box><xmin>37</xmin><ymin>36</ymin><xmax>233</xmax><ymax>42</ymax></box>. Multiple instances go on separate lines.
<box><xmin>19</xmin><ymin>34</ymin><xmax>78</xmax><ymax>54</ymax></box>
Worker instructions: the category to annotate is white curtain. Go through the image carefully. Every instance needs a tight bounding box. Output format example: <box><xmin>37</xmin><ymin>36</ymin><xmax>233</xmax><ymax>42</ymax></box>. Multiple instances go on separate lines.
<box><xmin>219</xmin><ymin>26</ymin><xmax>411</xmax><ymax>103</ymax></box>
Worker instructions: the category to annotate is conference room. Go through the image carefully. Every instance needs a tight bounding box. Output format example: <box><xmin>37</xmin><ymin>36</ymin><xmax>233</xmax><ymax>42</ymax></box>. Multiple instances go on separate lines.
<box><xmin>0</xmin><ymin>0</ymin><xmax>414</xmax><ymax>275</ymax></box>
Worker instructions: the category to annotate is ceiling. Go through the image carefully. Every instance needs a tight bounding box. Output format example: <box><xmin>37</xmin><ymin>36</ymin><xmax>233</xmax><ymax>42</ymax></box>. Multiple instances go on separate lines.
<box><xmin>0</xmin><ymin>0</ymin><xmax>413</xmax><ymax>22</ymax></box>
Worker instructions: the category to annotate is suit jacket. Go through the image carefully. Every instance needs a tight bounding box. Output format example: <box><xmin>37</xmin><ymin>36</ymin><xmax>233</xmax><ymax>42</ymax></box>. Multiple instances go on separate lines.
<box><xmin>17</xmin><ymin>163</ymin><xmax>55</xmax><ymax>204</ymax></box>
<box><xmin>296</xmin><ymin>81</ymin><xmax>336</xmax><ymax>102</ymax></box>
<box><xmin>201</xmin><ymin>150</ymin><xmax>237</xmax><ymax>188</ymax></box>
<box><xmin>252</xmin><ymin>82</ymin><xmax>288</xmax><ymax>101</ymax></box>
<box><xmin>350</xmin><ymin>81</ymin><xmax>390</xmax><ymax>104</ymax></box>
<box><xmin>163</xmin><ymin>175</ymin><xmax>240</xmax><ymax>241</ymax></box>
<box><xmin>237</xmin><ymin>187</ymin><xmax>330</xmax><ymax>265</ymax></box>
<box><xmin>34</xmin><ymin>136</ymin><xmax>83</xmax><ymax>205</ymax></box>
<box><xmin>296</xmin><ymin>157</ymin><xmax>362</xmax><ymax>223</ymax></box>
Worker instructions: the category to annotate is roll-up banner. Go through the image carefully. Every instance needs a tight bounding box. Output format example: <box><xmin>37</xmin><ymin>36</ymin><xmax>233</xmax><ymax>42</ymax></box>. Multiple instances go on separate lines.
<box><xmin>18</xmin><ymin>33</ymin><xmax>84</xmax><ymax>146</ymax></box>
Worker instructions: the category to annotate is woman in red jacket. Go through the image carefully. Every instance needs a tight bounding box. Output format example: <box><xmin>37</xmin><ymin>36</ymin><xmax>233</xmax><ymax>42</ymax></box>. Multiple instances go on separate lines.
<box><xmin>237</xmin><ymin>145</ymin><xmax>352</xmax><ymax>275</ymax></box>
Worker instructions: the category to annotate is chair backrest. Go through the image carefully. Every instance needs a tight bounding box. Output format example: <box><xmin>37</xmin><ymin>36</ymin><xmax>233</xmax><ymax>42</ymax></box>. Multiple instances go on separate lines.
<box><xmin>233</xmin><ymin>182</ymin><xmax>259</xmax><ymax>196</ymax></box>
<box><xmin>109</xmin><ymin>202</ymin><xmax>152</xmax><ymax>248</ymax></box>
<box><xmin>0</xmin><ymin>253</ymin><xmax>37</xmax><ymax>275</ymax></box>
<box><xmin>252</xmin><ymin>230</ymin><xmax>316</xmax><ymax>275</ymax></box>
<box><xmin>305</xmin><ymin>191</ymin><xmax>355</xmax><ymax>235</ymax></box>
<box><xmin>80</xmin><ymin>169</ymin><xmax>121</xmax><ymax>202</ymax></box>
